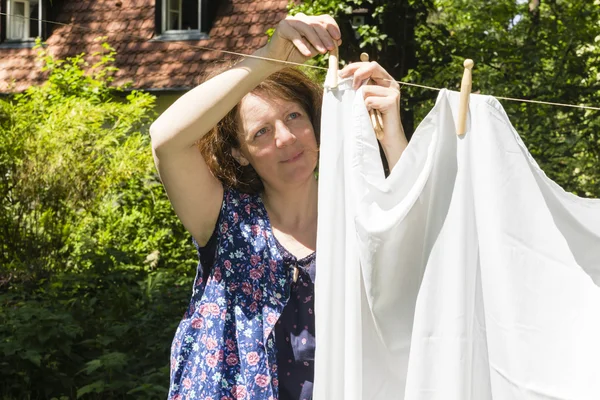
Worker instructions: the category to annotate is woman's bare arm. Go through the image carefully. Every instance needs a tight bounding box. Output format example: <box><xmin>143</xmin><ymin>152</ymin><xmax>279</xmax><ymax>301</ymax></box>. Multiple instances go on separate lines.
<box><xmin>149</xmin><ymin>14</ymin><xmax>341</xmax><ymax>245</ymax></box>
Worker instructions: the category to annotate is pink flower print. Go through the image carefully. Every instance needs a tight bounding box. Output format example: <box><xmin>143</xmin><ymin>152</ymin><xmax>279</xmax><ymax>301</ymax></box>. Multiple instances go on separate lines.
<box><xmin>200</xmin><ymin>371</ymin><xmax>207</xmax><ymax>381</ymax></box>
<box><xmin>226</xmin><ymin>339</ymin><xmax>236</xmax><ymax>352</ymax></box>
<box><xmin>213</xmin><ymin>267</ymin><xmax>222</xmax><ymax>282</ymax></box>
<box><xmin>264</xmin><ymin>326</ymin><xmax>273</xmax><ymax>338</ymax></box>
<box><xmin>218</xmin><ymin>350</ymin><xmax>224</xmax><ymax>362</ymax></box>
<box><xmin>241</xmin><ymin>282</ymin><xmax>252</xmax><ymax>295</ymax></box>
<box><xmin>269</xmin><ymin>260</ymin><xmax>277</xmax><ymax>272</ymax></box>
<box><xmin>308</xmin><ymin>308</ymin><xmax>313</xmax><ymax>314</ymax></box>
<box><xmin>250</xmin><ymin>254</ymin><xmax>261</xmax><ymax>266</ymax></box>
<box><xmin>231</xmin><ymin>384</ymin><xmax>248</xmax><ymax>399</ymax></box>
<box><xmin>190</xmin><ymin>318</ymin><xmax>204</xmax><ymax>329</ymax></box>
<box><xmin>272</xmin><ymin>378</ymin><xmax>279</xmax><ymax>387</ymax></box>
<box><xmin>206</xmin><ymin>337</ymin><xmax>218</xmax><ymax>350</ymax></box>
<box><xmin>224</xmin><ymin>260</ymin><xmax>232</xmax><ymax>271</ymax></box>
<box><xmin>246</xmin><ymin>351</ymin><xmax>260</xmax><ymax>366</ymax></box>
<box><xmin>170</xmin><ymin>357</ymin><xmax>176</xmax><ymax>370</ymax></box>
<box><xmin>226</xmin><ymin>353</ymin><xmax>238</xmax><ymax>366</ymax></box>
<box><xmin>183</xmin><ymin>377</ymin><xmax>192</xmax><ymax>390</ymax></box>
<box><xmin>249</xmin><ymin>268</ymin><xmax>262</xmax><ymax>280</ymax></box>
<box><xmin>253</xmin><ymin>290</ymin><xmax>262</xmax><ymax>301</ymax></box>
<box><xmin>251</xmin><ymin>224</ymin><xmax>261</xmax><ymax>236</ymax></box>
<box><xmin>245</xmin><ymin>204</ymin><xmax>251</xmax><ymax>214</ymax></box>
<box><xmin>266</xmin><ymin>312</ymin><xmax>278</xmax><ymax>326</ymax></box>
<box><xmin>233</xmin><ymin>212</ymin><xmax>239</xmax><ymax>224</ymax></box>
<box><xmin>301</xmin><ymin>337</ymin><xmax>307</xmax><ymax>345</ymax></box>
<box><xmin>303</xmin><ymin>295</ymin><xmax>312</xmax><ymax>303</ymax></box>
<box><xmin>206</xmin><ymin>353</ymin><xmax>218</xmax><ymax>368</ymax></box>
<box><xmin>199</xmin><ymin>304</ymin><xmax>210</xmax><ymax>317</ymax></box>
<box><xmin>254</xmin><ymin>374</ymin><xmax>271</xmax><ymax>388</ymax></box>
<box><xmin>209</xmin><ymin>303</ymin><xmax>220</xmax><ymax>316</ymax></box>
<box><xmin>171</xmin><ymin>395</ymin><xmax>182</xmax><ymax>400</ymax></box>
<box><xmin>220</xmin><ymin>222</ymin><xmax>229</xmax><ymax>234</ymax></box>
<box><xmin>195</xmin><ymin>277</ymin><xmax>203</xmax><ymax>286</ymax></box>
<box><xmin>249</xmin><ymin>301</ymin><xmax>258</xmax><ymax>313</ymax></box>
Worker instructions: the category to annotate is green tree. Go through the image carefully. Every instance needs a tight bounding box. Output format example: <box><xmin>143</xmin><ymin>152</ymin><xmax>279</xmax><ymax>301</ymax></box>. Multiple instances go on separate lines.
<box><xmin>291</xmin><ymin>0</ymin><xmax>600</xmax><ymax>197</ymax></box>
<box><xmin>413</xmin><ymin>0</ymin><xmax>600</xmax><ymax>197</ymax></box>
<box><xmin>0</xmin><ymin>39</ymin><xmax>195</xmax><ymax>399</ymax></box>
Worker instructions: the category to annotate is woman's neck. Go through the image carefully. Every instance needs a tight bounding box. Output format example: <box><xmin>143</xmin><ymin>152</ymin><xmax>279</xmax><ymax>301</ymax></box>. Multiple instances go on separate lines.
<box><xmin>261</xmin><ymin>175</ymin><xmax>318</xmax><ymax>232</ymax></box>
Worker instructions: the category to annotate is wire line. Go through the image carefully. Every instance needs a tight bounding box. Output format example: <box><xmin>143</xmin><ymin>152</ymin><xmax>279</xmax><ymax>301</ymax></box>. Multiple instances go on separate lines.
<box><xmin>1</xmin><ymin>11</ymin><xmax>600</xmax><ymax>111</ymax></box>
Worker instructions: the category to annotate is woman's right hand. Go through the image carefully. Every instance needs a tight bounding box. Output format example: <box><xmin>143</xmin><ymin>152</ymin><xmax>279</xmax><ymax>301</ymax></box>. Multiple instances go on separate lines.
<box><xmin>260</xmin><ymin>14</ymin><xmax>342</xmax><ymax>65</ymax></box>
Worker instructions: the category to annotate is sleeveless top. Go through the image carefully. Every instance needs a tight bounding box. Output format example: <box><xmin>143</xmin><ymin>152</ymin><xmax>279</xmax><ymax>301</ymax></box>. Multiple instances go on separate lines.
<box><xmin>168</xmin><ymin>188</ymin><xmax>316</xmax><ymax>400</ymax></box>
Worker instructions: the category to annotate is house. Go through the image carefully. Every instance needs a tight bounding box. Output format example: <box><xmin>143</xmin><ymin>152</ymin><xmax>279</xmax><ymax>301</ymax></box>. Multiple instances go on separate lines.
<box><xmin>0</xmin><ymin>0</ymin><xmax>291</xmax><ymax>112</ymax></box>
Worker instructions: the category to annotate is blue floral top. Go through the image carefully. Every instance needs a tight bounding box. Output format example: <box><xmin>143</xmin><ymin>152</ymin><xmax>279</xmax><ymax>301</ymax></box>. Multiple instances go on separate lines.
<box><xmin>168</xmin><ymin>188</ymin><xmax>316</xmax><ymax>400</ymax></box>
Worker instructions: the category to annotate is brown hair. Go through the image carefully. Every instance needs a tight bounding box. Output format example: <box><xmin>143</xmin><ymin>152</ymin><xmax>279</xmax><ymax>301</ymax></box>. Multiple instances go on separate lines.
<box><xmin>197</xmin><ymin>65</ymin><xmax>323</xmax><ymax>194</ymax></box>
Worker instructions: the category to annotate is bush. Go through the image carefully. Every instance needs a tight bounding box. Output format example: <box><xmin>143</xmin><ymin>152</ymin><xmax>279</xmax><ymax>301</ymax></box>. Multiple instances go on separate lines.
<box><xmin>0</xmin><ymin>39</ymin><xmax>197</xmax><ymax>399</ymax></box>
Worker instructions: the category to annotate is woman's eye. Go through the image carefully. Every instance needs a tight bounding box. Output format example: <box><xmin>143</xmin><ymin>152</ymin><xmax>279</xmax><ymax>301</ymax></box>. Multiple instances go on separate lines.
<box><xmin>255</xmin><ymin>127</ymin><xmax>267</xmax><ymax>138</ymax></box>
<box><xmin>288</xmin><ymin>112</ymin><xmax>300</xmax><ymax>120</ymax></box>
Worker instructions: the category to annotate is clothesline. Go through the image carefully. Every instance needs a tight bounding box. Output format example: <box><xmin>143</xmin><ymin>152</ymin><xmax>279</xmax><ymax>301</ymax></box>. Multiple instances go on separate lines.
<box><xmin>3</xmin><ymin>11</ymin><xmax>600</xmax><ymax>112</ymax></box>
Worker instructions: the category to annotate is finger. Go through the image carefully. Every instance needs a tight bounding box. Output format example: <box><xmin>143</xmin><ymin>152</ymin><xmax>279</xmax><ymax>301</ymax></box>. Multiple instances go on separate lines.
<box><xmin>339</xmin><ymin>62</ymin><xmax>369</xmax><ymax>78</ymax></box>
<box><xmin>294</xmin><ymin>37</ymin><xmax>319</xmax><ymax>58</ymax></box>
<box><xmin>361</xmin><ymin>62</ymin><xmax>399</xmax><ymax>90</ymax></box>
<box><xmin>283</xmin><ymin>24</ymin><xmax>318</xmax><ymax>57</ymax></box>
<box><xmin>363</xmin><ymin>86</ymin><xmax>401</xmax><ymax>113</ymax></box>
<box><xmin>342</xmin><ymin>62</ymin><xmax>399</xmax><ymax>90</ymax></box>
<box><xmin>318</xmin><ymin>15</ymin><xmax>342</xmax><ymax>41</ymax></box>
<box><xmin>362</xmin><ymin>84</ymin><xmax>401</xmax><ymax>99</ymax></box>
<box><xmin>312</xmin><ymin>22</ymin><xmax>336</xmax><ymax>51</ymax></box>
<box><xmin>288</xmin><ymin>19</ymin><xmax>328</xmax><ymax>54</ymax></box>
<box><xmin>364</xmin><ymin>95</ymin><xmax>400</xmax><ymax>114</ymax></box>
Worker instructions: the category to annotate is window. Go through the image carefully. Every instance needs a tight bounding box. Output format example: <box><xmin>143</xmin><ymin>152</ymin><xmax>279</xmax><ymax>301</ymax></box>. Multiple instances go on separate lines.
<box><xmin>164</xmin><ymin>0</ymin><xmax>200</xmax><ymax>33</ymax></box>
<box><xmin>156</xmin><ymin>0</ymin><xmax>217</xmax><ymax>41</ymax></box>
<box><xmin>6</xmin><ymin>0</ymin><xmax>42</xmax><ymax>41</ymax></box>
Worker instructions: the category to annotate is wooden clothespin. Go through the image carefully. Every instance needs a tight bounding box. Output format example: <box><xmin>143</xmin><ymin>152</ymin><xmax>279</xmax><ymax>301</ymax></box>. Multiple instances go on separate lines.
<box><xmin>360</xmin><ymin>53</ymin><xmax>385</xmax><ymax>140</ymax></box>
<box><xmin>324</xmin><ymin>45</ymin><xmax>339</xmax><ymax>89</ymax></box>
<box><xmin>457</xmin><ymin>59</ymin><xmax>474</xmax><ymax>136</ymax></box>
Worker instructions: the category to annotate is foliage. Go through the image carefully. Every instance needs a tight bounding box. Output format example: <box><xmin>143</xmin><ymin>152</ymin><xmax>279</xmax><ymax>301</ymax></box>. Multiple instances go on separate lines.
<box><xmin>410</xmin><ymin>0</ymin><xmax>600</xmax><ymax>197</ymax></box>
<box><xmin>0</xmin><ymin>40</ymin><xmax>196</xmax><ymax>399</ymax></box>
<box><xmin>292</xmin><ymin>0</ymin><xmax>600</xmax><ymax>198</ymax></box>
<box><xmin>3</xmin><ymin>0</ymin><xmax>600</xmax><ymax>398</ymax></box>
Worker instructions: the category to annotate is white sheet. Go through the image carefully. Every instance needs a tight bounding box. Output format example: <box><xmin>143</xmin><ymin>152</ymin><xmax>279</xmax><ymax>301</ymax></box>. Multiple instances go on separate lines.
<box><xmin>314</xmin><ymin>84</ymin><xmax>600</xmax><ymax>400</ymax></box>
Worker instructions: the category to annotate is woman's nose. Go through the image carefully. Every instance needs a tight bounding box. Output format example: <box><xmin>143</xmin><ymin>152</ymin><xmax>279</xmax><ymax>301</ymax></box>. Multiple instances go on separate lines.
<box><xmin>274</xmin><ymin>122</ymin><xmax>297</xmax><ymax>148</ymax></box>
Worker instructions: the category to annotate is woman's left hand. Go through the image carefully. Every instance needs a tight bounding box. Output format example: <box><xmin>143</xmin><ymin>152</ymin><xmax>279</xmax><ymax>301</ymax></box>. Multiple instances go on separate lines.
<box><xmin>339</xmin><ymin>61</ymin><xmax>408</xmax><ymax>169</ymax></box>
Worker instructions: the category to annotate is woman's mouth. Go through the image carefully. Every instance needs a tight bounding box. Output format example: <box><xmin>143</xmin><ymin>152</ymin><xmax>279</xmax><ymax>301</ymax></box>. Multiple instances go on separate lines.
<box><xmin>282</xmin><ymin>151</ymin><xmax>304</xmax><ymax>163</ymax></box>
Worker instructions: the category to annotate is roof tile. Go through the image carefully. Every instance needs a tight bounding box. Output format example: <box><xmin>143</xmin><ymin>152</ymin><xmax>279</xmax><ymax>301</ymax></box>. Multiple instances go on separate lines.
<box><xmin>0</xmin><ymin>0</ymin><xmax>289</xmax><ymax>93</ymax></box>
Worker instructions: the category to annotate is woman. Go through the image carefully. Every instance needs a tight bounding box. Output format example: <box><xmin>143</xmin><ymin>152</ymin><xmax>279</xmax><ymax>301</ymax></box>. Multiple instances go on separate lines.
<box><xmin>150</xmin><ymin>13</ymin><xmax>408</xmax><ymax>400</ymax></box>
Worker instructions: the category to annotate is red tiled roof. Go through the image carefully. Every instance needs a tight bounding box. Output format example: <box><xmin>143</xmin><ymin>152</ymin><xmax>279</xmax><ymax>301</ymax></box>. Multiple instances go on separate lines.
<box><xmin>0</xmin><ymin>0</ymin><xmax>291</xmax><ymax>93</ymax></box>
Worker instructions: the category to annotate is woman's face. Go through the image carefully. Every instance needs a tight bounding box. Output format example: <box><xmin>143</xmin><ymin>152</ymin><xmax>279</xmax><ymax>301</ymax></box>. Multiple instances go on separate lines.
<box><xmin>234</xmin><ymin>93</ymin><xmax>318</xmax><ymax>190</ymax></box>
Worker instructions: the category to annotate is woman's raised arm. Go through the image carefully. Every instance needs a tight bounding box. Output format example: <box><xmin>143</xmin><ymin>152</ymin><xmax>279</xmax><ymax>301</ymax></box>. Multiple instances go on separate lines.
<box><xmin>149</xmin><ymin>14</ymin><xmax>341</xmax><ymax>245</ymax></box>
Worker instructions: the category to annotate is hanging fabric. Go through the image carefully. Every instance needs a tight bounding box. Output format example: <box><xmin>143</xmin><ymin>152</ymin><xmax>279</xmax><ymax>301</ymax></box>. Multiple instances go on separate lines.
<box><xmin>314</xmin><ymin>84</ymin><xmax>600</xmax><ymax>400</ymax></box>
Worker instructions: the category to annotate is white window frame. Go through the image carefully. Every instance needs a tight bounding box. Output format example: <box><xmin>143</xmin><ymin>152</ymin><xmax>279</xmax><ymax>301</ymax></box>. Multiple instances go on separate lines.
<box><xmin>6</xmin><ymin>0</ymin><xmax>42</xmax><ymax>41</ymax></box>
<box><xmin>162</xmin><ymin>0</ymin><xmax>202</xmax><ymax>34</ymax></box>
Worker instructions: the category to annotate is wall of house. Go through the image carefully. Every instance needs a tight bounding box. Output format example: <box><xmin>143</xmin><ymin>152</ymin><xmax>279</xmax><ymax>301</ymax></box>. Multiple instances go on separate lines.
<box><xmin>154</xmin><ymin>92</ymin><xmax>184</xmax><ymax>117</ymax></box>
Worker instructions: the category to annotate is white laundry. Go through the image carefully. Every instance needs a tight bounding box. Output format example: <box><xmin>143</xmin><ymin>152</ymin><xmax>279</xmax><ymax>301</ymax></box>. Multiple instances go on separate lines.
<box><xmin>314</xmin><ymin>83</ymin><xmax>600</xmax><ymax>400</ymax></box>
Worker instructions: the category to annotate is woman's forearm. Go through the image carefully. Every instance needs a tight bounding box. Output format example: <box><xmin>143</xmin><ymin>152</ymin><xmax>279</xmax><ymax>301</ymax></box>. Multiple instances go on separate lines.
<box><xmin>380</xmin><ymin>118</ymin><xmax>408</xmax><ymax>172</ymax></box>
<box><xmin>150</xmin><ymin>48</ymin><xmax>282</xmax><ymax>155</ymax></box>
